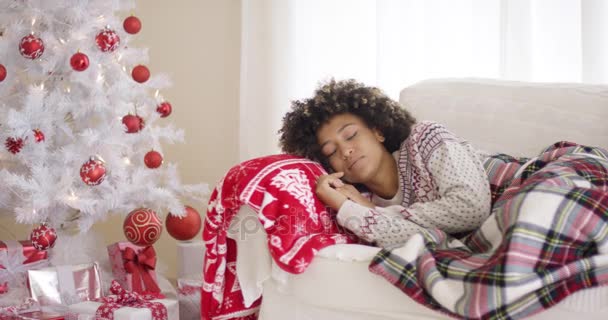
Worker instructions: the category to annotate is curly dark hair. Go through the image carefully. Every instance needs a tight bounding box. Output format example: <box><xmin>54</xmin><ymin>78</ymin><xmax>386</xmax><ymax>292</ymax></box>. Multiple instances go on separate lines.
<box><xmin>278</xmin><ymin>79</ymin><xmax>416</xmax><ymax>169</ymax></box>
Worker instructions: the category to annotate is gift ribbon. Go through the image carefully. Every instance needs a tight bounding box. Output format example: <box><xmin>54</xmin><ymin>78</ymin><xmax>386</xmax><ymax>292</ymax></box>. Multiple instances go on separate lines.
<box><xmin>122</xmin><ymin>245</ymin><xmax>161</xmax><ymax>294</ymax></box>
<box><xmin>95</xmin><ymin>280</ymin><xmax>167</xmax><ymax>320</ymax></box>
<box><xmin>0</xmin><ymin>240</ymin><xmax>49</xmax><ymax>293</ymax></box>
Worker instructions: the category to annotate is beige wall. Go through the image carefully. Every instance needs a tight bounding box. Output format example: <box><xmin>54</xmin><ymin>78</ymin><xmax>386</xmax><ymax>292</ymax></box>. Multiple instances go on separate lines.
<box><xmin>0</xmin><ymin>0</ymin><xmax>241</xmax><ymax>282</ymax></box>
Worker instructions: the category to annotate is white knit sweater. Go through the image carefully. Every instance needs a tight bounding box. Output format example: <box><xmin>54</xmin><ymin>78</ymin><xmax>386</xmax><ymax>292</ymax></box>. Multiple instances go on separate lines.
<box><xmin>336</xmin><ymin>121</ymin><xmax>491</xmax><ymax>248</ymax></box>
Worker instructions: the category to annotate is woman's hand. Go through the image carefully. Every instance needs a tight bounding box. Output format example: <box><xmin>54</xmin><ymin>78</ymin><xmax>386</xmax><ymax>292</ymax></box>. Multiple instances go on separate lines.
<box><xmin>336</xmin><ymin>184</ymin><xmax>375</xmax><ymax>208</ymax></box>
<box><xmin>316</xmin><ymin>172</ymin><xmax>348</xmax><ymax>211</ymax></box>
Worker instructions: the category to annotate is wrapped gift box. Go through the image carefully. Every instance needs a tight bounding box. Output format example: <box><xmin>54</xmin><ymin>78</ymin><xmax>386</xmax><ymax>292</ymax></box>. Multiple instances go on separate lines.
<box><xmin>176</xmin><ymin>241</ymin><xmax>205</xmax><ymax>278</ymax></box>
<box><xmin>8</xmin><ymin>310</ymin><xmax>65</xmax><ymax>319</ymax></box>
<box><xmin>27</xmin><ymin>263</ymin><xmax>102</xmax><ymax>306</ymax></box>
<box><xmin>1</xmin><ymin>240</ymin><xmax>49</xmax><ymax>294</ymax></box>
<box><xmin>107</xmin><ymin>242</ymin><xmax>161</xmax><ymax>294</ymax></box>
<box><xmin>68</xmin><ymin>298</ymin><xmax>178</xmax><ymax>320</ymax></box>
<box><xmin>177</xmin><ymin>277</ymin><xmax>202</xmax><ymax>320</ymax></box>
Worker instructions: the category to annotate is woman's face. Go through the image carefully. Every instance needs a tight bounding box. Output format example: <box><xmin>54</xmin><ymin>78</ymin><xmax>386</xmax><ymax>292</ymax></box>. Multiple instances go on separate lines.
<box><xmin>316</xmin><ymin>113</ymin><xmax>386</xmax><ymax>184</ymax></box>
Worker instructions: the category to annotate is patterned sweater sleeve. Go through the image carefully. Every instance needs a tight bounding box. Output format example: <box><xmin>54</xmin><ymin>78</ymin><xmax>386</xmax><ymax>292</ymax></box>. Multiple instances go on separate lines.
<box><xmin>336</xmin><ymin>130</ymin><xmax>491</xmax><ymax>248</ymax></box>
<box><xmin>403</xmin><ymin>139</ymin><xmax>491</xmax><ymax>233</ymax></box>
<box><xmin>337</xmin><ymin>200</ymin><xmax>429</xmax><ymax>248</ymax></box>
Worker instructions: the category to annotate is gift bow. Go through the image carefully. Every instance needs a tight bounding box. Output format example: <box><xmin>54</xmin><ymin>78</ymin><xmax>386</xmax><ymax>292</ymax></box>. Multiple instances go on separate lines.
<box><xmin>0</xmin><ymin>241</ymin><xmax>49</xmax><ymax>293</ymax></box>
<box><xmin>95</xmin><ymin>281</ymin><xmax>167</xmax><ymax>320</ymax></box>
<box><xmin>122</xmin><ymin>245</ymin><xmax>161</xmax><ymax>294</ymax></box>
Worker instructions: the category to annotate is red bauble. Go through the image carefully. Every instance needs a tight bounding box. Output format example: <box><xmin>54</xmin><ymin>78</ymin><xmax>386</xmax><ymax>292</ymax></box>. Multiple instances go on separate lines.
<box><xmin>5</xmin><ymin>137</ymin><xmax>25</xmax><ymax>154</ymax></box>
<box><xmin>70</xmin><ymin>52</ymin><xmax>89</xmax><ymax>71</ymax></box>
<box><xmin>144</xmin><ymin>150</ymin><xmax>163</xmax><ymax>169</ymax></box>
<box><xmin>156</xmin><ymin>102</ymin><xmax>172</xmax><ymax>118</ymax></box>
<box><xmin>30</xmin><ymin>224</ymin><xmax>57</xmax><ymax>251</ymax></box>
<box><xmin>131</xmin><ymin>65</ymin><xmax>150</xmax><ymax>83</ymax></box>
<box><xmin>166</xmin><ymin>206</ymin><xmax>202</xmax><ymax>241</ymax></box>
<box><xmin>80</xmin><ymin>157</ymin><xmax>106</xmax><ymax>186</ymax></box>
<box><xmin>95</xmin><ymin>28</ymin><xmax>120</xmax><ymax>52</ymax></box>
<box><xmin>19</xmin><ymin>34</ymin><xmax>45</xmax><ymax>59</ymax></box>
<box><xmin>122</xmin><ymin>114</ymin><xmax>144</xmax><ymax>133</ymax></box>
<box><xmin>123</xmin><ymin>16</ymin><xmax>142</xmax><ymax>34</ymax></box>
<box><xmin>33</xmin><ymin>129</ymin><xmax>45</xmax><ymax>142</ymax></box>
<box><xmin>123</xmin><ymin>208</ymin><xmax>163</xmax><ymax>246</ymax></box>
<box><xmin>0</xmin><ymin>64</ymin><xmax>6</xmax><ymax>82</ymax></box>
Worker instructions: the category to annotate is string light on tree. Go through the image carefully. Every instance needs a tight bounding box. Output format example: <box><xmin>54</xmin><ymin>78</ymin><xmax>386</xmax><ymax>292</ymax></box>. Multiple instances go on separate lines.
<box><xmin>80</xmin><ymin>157</ymin><xmax>107</xmax><ymax>186</ymax></box>
<box><xmin>122</xmin><ymin>114</ymin><xmax>144</xmax><ymax>133</ymax></box>
<box><xmin>19</xmin><ymin>34</ymin><xmax>45</xmax><ymax>59</ymax></box>
<box><xmin>30</xmin><ymin>224</ymin><xmax>57</xmax><ymax>251</ymax></box>
<box><xmin>131</xmin><ymin>65</ymin><xmax>150</xmax><ymax>83</ymax></box>
<box><xmin>144</xmin><ymin>150</ymin><xmax>163</xmax><ymax>169</ymax></box>
<box><xmin>70</xmin><ymin>52</ymin><xmax>90</xmax><ymax>71</ymax></box>
<box><xmin>95</xmin><ymin>27</ymin><xmax>120</xmax><ymax>52</ymax></box>
<box><xmin>123</xmin><ymin>15</ymin><xmax>142</xmax><ymax>34</ymax></box>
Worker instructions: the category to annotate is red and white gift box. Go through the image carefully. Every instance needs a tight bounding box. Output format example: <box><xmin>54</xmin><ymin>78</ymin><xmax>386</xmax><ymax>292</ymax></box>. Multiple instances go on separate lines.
<box><xmin>27</xmin><ymin>263</ymin><xmax>102</xmax><ymax>307</ymax></box>
<box><xmin>68</xmin><ymin>281</ymin><xmax>178</xmax><ymax>320</ymax></box>
<box><xmin>0</xmin><ymin>240</ymin><xmax>49</xmax><ymax>295</ymax></box>
<box><xmin>177</xmin><ymin>277</ymin><xmax>202</xmax><ymax>320</ymax></box>
<box><xmin>107</xmin><ymin>242</ymin><xmax>161</xmax><ymax>295</ymax></box>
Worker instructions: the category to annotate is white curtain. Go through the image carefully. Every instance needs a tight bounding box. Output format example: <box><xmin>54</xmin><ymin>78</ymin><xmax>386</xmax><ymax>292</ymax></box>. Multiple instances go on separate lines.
<box><xmin>239</xmin><ymin>0</ymin><xmax>608</xmax><ymax>161</ymax></box>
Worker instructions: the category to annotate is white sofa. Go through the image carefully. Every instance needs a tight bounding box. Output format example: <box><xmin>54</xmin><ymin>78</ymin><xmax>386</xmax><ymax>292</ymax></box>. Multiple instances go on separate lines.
<box><xmin>231</xmin><ymin>78</ymin><xmax>608</xmax><ymax>320</ymax></box>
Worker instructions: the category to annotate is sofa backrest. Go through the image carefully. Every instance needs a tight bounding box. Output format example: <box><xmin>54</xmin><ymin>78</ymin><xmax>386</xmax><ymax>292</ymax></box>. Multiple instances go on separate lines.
<box><xmin>399</xmin><ymin>78</ymin><xmax>608</xmax><ymax>156</ymax></box>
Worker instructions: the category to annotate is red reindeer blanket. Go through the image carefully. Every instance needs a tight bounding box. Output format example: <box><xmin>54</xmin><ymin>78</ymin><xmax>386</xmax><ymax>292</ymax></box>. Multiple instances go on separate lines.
<box><xmin>201</xmin><ymin>155</ymin><xmax>358</xmax><ymax>320</ymax></box>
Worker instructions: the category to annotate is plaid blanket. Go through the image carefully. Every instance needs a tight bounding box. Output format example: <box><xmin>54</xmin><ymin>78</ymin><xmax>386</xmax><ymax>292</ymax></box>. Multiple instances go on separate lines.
<box><xmin>201</xmin><ymin>154</ymin><xmax>358</xmax><ymax>320</ymax></box>
<box><xmin>369</xmin><ymin>142</ymin><xmax>608</xmax><ymax>320</ymax></box>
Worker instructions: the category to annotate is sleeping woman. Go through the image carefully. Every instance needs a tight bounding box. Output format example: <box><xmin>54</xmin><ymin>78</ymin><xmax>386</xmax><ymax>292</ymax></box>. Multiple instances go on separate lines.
<box><xmin>278</xmin><ymin>79</ymin><xmax>492</xmax><ymax>248</ymax></box>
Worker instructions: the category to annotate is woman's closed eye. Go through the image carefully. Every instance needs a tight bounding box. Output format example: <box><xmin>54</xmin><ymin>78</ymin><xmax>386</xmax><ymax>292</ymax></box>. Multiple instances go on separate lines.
<box><xmin>346</xmin><ymin>131</ymin><xmax>357</xmax><ymax>140</ymax></box>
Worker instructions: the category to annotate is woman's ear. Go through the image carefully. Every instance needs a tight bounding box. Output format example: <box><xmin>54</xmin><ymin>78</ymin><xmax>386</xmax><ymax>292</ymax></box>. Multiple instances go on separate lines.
<box><xmin>373</xmin><ymin>129</ymin><xmax>385</xmax><ymax>143</ymax></box>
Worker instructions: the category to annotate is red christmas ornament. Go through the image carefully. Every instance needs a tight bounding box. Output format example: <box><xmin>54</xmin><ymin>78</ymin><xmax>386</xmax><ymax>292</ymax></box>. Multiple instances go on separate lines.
<box><xmin>5</xmin><ymin>137</ymin><xmax>25</xmax><ymax>154</ymax></box>
<box><xmin>123</xmin><ymin>16</ymin><xmax>142</xmax><ymax>34</ymax></box>
<box><xmin>95</xmin><ymin>28</ymin><xmax>120</xmax><ymax>52</ymax></box>
<box><xmin>30</xmin><ymin>224</ymin><xmax>57</xmax><ymax>251</ymax></box>
<box><xmin>80</xmin><ymin>157</ymin><xmax>106</xmax><ymax>186</ymax></box>
<box><xmin>131</xmin><ymin>65</ymin><xmax>150</xmax><ymax>83</ymax></box>
<box><xmin>122</xmin><ymin>114</ymin><xmax>144</xmax><ymax>133</ymax></box>
<box><xmin>33</xmin><ymin>129</ymin><xmax>45</xmax><ymax>142</ymax></box>
<box><xmin>123</xmin><ymin>208</ymin><xmax>163</xmax><ymax>246</ymax></box>
<box><xmin>19</xmin><ymin>34</ymin><xmax>45</xmax><ymax>59</ymax></box>
<box><xmin>144</xmin><ymin>150</ymin><xmax>163</xmax><ymax>169</ymax></box>
<box><xmin>166</xmin><ymin>206</ymin><xmax>202</xmax><ymax>241</ymax></box>
<box><xmin>0</xmin><ymin>64</ymin><xmax>6</xmax><ymax>82</ymax></box>
<box><xmin>70</xmin><ymin>52</ymin><xmax>89</xmax><ymax>71</ymax></box>
<box><xmin>156</xmin><ymin>102</ymin><xmax>172</xmax><ymax>118</ymax></box>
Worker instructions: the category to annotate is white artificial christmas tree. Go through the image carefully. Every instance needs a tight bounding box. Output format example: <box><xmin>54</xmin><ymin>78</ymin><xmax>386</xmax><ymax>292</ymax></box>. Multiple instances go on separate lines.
<box><xmin>0</xmin><ymin>1</ymin><xmax>208</xmax><ymax>249</ymax></box>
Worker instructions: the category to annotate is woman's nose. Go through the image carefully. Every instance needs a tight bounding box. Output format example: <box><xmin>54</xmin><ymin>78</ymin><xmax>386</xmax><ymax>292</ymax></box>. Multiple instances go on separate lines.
<box><xmin>342</xmin><ymin>148</ymin><xmax>353</xmax><ymax>160</ymax></box>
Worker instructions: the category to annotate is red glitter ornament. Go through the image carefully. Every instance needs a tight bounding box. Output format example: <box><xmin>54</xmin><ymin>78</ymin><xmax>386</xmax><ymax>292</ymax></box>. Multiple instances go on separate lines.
<box><xmin>0</xmin><ymin>64</ymin><xmax>6</xmax><ymax>82</ymax></box>
<box><xmin>5</xmin><ymin>137</ymin><xmax>25</xmax><ymax>154</ymax></box>
<box><xmin>131</xmin><ymin>65</ymin><xmax>150</xmax><ymax>83</ymax></box>
<box><xmin>156</xmin><ymin>102</ymin><xmax>172</xmax><ymax>118</ymax></box>
<box><xmin>122</xmin><ymin>114</ymin><xmax>144</xmax><ymax>133</ymax></box>
<box><xmin>165</xmin><ymin>206</ymin><xmax>202</xmax><ymax>241</ymax></box>
<box><xmin>70</xmin><ymin>52</ymin><xmax>89</xmax><ymax>71</ymax></box>
<box><xmin>144</xmin><ymin>150</ymin><xmax>163</xmax><ymax>169</ymax></box>
<box><xmin>123</xmin><ymin>16</ymin><xmax>142</xmax><ymax>34</ymax></box>
<box><xmin>33</xmin><ymin>129</ymin><xmax>45</xmax><ymax>142</ymax></box>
